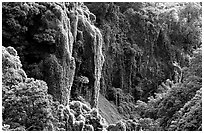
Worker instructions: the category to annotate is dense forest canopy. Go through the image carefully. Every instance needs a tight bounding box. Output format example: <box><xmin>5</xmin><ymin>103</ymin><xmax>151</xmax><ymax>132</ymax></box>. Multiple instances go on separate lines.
<box><xmin>2</xmin><ymin>2</ymin><xmax>202</xmax><ymax>131</ymax></box>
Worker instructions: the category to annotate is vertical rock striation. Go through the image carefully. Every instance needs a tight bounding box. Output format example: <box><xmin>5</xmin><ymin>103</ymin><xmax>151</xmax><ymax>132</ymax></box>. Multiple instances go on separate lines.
<box><xmin>43</xmin><ymin>2</ymin><xmax>105</xmax><ymax>107</ymax></box>
<box><xmin>93</xmin><ymin>27</ymin><xmax>105</xmax><ymax>108</ymax></box>
<box><xmin>2</xmin><ymin>2</ymin><xmax>105</xmax><ymax>107</ymax></box>
<box><xmin>42</xmin><ymin>3</ymin><xmax>76</xmax><ymax>105</ymax></box>
<box><xmin>75</xmin><ymin>3</ymin><xmax>105</xmax><ymax>108</ymax></box>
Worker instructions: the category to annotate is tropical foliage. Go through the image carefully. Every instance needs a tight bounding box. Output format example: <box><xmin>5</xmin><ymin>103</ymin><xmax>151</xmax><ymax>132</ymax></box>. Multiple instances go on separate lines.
<box><xmin>2</xmin><ymin>2</ymin><xmax>202</xmax><ymax>131</ymax></box>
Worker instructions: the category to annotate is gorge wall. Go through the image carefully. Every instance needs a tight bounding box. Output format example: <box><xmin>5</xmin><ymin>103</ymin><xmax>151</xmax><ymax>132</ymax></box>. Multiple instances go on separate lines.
<box><xmin>2</xmin><ymin>2</ymin><xmax>190</xmax><ymax>112</ymax></box>
<box><xmin>2</xmin><ymin>2</ymin><xmax>104</xmax><ymax>108</ymax></box>
<box><xmin>85</xmin><ymin>2</ymin><xmax>179</xmax><ymax>103</ymax></box>
<box><xmin>2</xmin><ymin>2</ymin><xmax>202</xmax><ymax>131</ymax></box>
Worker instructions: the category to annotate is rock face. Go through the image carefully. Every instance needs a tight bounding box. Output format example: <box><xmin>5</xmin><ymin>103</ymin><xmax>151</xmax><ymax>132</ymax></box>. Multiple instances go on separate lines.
<box><xmin>2</xmin><ymin>1</ymin><xmax>193</xmax><ymax>116</ymax></box>
<box><xmin>2</xmin><ymin>2</ymin><xmax>202</xmax><ymax>131</ymax></box>
<box><xmin>1</xmin><ymin>2</ymin><xmax>180</xmax><ymax>116</ymax></box>
<box><xmin>2</xmin><ymin>46</ymin><xmax>108</xmax><ymax>131</ymax></box>
<box><xmin>42</xmin><ymin>3</ymin><xmax>76</xmax><ymax>106</ymax></box>
<box><xmin>70</xmin><ymin>3</ymin><xmax>105</xmax><ymax>108</ymax></box>
<box><xmin>85</xmin><ymin>3</ymin><xmax>182</xmax><ymax>102</ymax></box>
<box><xmin>75</xmin><ymin>4</ymin><xmax>105</xmax><ymax>108</ymax></box>
<box><xmin>2</xmin><ymin>2</ymin><xmax>104</xmax><ymax>108</ymax></box>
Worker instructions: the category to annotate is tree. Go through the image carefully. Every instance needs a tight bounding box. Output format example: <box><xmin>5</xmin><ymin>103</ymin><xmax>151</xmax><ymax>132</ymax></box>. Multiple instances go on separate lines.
<box><xmin>145</xmin><ymin>47</ymin><xmax>202</xmax><ymax>130</ymax></box>
<box><xmin>169</xmin><ymin>88</ymin><xmax>202</xmax><ymax>131</ymax></box>
<box><xmin>2</xmin><ymin>46</ymin><xmax>59</xmax><ymax>130</ymax></box>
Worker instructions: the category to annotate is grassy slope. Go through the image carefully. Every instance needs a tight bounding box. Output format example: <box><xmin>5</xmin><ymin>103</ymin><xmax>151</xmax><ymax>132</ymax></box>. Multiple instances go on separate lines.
<box><xmin>98</xmin><ymin>94</ymin><xmax>123</xmax><ymax>124</ymax></box>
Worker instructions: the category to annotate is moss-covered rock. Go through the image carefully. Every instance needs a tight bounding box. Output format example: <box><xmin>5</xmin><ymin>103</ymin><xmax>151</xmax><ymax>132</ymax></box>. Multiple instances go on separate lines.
<box><xmin>2</xmin><ymin>2</ymin><xmax>105</xmax><ymax>108</ymax></box>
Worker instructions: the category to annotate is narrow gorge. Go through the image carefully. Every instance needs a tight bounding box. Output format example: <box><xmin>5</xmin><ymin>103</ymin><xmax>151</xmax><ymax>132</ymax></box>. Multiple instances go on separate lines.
<box><xmin>2</xmin><ymin>2</ymin><xmax>202</xmax><ymax>131</ymax></box>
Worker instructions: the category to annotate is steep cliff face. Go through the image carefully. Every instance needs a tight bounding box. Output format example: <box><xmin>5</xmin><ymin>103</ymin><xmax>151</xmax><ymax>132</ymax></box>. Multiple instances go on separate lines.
<box><xmin>73</xmin><ymin>4</ymin><xmax>105</xmax><ymax>108</ymax></box>
<box><xmin>2</xmin><ymin>2</ymin><xmax>202</xmax><ymax>131</ymax></box>
<box><xmin>85</xmin><ymin>3</ymin><xmax>178</xmax><ymax>103</ymax></box>
<box><xmin>2</xmin><ymin>45</ymin><xmax>109</xmax><ymax>131</ymax></box>
<box><xmin>41</xmin><ymin>3</ymin><xmax>76</xmax><ymax>106</ymax></box>
<box><xmin>2</xmin><ymin>2</ymin><xmax>104</xmax><ymax>108</ymax></box>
